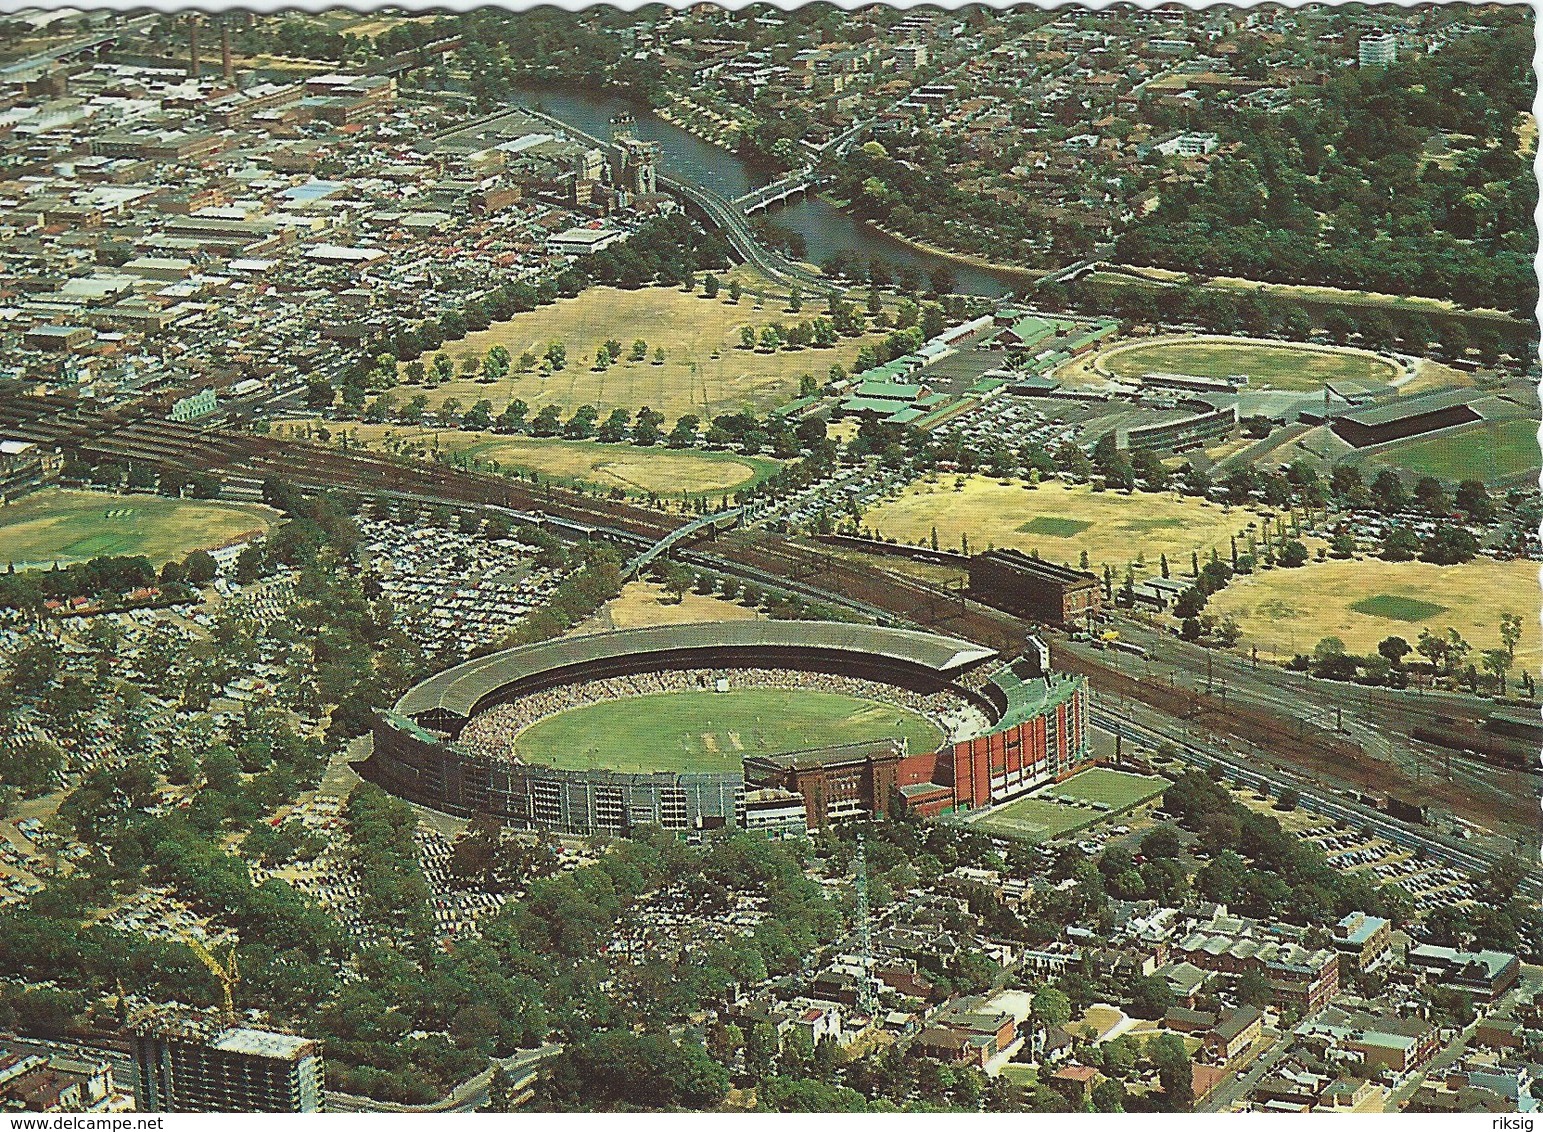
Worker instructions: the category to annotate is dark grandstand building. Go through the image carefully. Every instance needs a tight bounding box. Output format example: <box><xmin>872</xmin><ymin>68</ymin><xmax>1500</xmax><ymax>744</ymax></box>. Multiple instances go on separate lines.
<box><xmin>969</xmin><ymin>548</ymin><xmax>1101</xmax><ymax>626</ymax></box>
<box><xmin>1329</xmin><ymin>390</ymin><xmax>1481</xmax><ymax>448</ymax></box>
<box><xmin>1118</xmin><ymin>403</ymin><xmax>1238</xmax><ymax>453</ymax></box>
<box><xmin>368</xmin><ymin>622</ymin><xmax>1093</xmax><ymax>837</ymax></box>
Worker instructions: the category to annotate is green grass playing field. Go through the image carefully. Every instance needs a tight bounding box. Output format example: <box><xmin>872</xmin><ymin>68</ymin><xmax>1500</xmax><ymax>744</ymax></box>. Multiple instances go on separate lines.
<box><xmin>1052</xmin><ymin>767</ymin><xmax>1169</xmax><ymax>809</ymax></box>
<box><xmin>1366</xmin><ymin>419</ymin><xmax>1540</xmax><ymax>483</ymax></box>
<box><xmin>1349</xmin><ymin>594</ymin><xmax>1449</xmax><ymax>622</ymax></box>
<box><xmin>1100</xmin><ymin>337</ymin><xmax>1399</xmax><ymax>391</ymax></box>
<box><xmin>1019</xmin><ymin>516</ymin><xmax>1094</xmax><ymax>538</ymax></box>
<box><xmin>0</xmin><ymin>488</ymin><xmax>276</xmax><ymax>569</ymax></box>
<box><xmin>511</xmin><ymin>688</ymin><xmax>944</xmax><ymax>774</ymax></box>
<box><xmin>970</xmin><ymin>768</ymin><xmax>1169</xmax><ymax>843</ymax></box>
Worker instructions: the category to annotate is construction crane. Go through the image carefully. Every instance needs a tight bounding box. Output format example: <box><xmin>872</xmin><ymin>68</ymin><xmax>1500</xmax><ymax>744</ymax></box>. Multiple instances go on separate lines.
<box><xmin>181</xmin><ymin>932</ymin><xmax>240</xmax><ymax>1027</ymax></box>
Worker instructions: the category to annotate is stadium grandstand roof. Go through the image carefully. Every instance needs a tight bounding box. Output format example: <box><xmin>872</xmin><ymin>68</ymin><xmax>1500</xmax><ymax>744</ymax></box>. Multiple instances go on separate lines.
<box><xmin>1332</xmin><ymin>389</ymin><xmax>1477</xmax><ymax>427</ymax></box>
<box><xmin>395</xmin><ymin>621</ymin><xmax>998</xmax><ymax>719</ymax></box>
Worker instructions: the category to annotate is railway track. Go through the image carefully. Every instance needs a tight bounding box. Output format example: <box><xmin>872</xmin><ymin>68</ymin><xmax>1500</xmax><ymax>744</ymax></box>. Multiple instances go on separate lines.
<box><xmin>7</xmin><ymin>400</ymin><xmax>1529</xmax><ymax>859</ymax></box>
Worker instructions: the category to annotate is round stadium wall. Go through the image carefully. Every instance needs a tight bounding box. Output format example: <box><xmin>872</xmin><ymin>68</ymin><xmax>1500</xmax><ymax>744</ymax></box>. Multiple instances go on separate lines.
<box><xmin>364</xmin><ymin>622</ymin><xmax>1091</xmax><ymax>836</ymax></box>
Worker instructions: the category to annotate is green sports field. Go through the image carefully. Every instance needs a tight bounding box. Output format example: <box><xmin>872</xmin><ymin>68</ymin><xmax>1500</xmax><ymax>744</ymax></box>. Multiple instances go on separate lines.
<box><xmin>1019</xmin><ymin>516</ymin><xmax>1093</xmax><ymax>538</ymax></box>
<box><xmin>1366</xmin><ymin>419</ymin><xmax>1540</xmax><ymax>483</ymax></box>
<box><xmin>511</xmin><ymin>688</ymin><xmax>944</xmax><ymax>774</ymax></box>
<box><xmin>0</xmin><ymin>488</ymin><xmax>276</xmax><ymax>570</ymax></box>
<box><xmin>970</xmin><ymin>768</ymin><xmax>1169</xmax><ymax>843</ymax></box>
<box><xmin>1053</xmin><ymin>767</ymin><xmax>1170</xmax><ymax>809</ymax></box>
<box><xmin>1099</xmin><ymin>337</ymin><xmax>1399</xmax><ymax>391</ymax></box>
<box><xmin>1349</xmin><ymin>594</ymin><xmax>1448</xmax><ymax>622</ymax></box>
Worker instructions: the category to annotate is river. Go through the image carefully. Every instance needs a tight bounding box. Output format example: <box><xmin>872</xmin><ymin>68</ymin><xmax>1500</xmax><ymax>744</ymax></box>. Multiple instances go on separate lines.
<box><xmin>507</xmin><ymin>84</ymin><xmax>1025</xmax><ymax>298</ymax></box>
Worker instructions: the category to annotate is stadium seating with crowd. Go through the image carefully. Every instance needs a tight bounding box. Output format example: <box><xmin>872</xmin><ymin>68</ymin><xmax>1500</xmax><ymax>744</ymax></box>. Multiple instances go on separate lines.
<box><xmin>456</xmin><ymin>668</ymin><xmax>993</xmax><ymax>763</ymax></box>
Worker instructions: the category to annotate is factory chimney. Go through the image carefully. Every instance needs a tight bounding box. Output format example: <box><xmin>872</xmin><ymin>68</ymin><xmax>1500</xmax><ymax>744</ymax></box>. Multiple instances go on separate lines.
<box><xmin>187</xmin><ymin>16</ymin><xmax>200</xmax><ymax>79</ymax></box>
<box><xmin>220</xmin><ymin>21</ymin><xmax>233</xmax><ymax>82</ymax></box>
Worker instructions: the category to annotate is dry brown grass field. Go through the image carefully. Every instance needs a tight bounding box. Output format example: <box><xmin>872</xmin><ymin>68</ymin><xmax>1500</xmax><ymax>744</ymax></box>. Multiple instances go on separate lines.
<box><xmin>1205</xmin><ymin>557</ymin><xmax>1541</xmax><ymax>665</ymax></box>
<box><xmin>596</xmin><ymin>581</ymin><xmax>760</xmax><ymax>631</ymax></box>
<box><xmin>864</xmin><ymin>476</ymin><xmax>1302</xmax><ymax>575</ymax></box>
<box><xmin>404</xmin><ymin>285</ymin><xmax>890</xmax><ymax>419</ymax></box>
<box><xmin>273</xmin><ymin>420</ymin><xmax>779</xmax><ymax>498</ymax></box>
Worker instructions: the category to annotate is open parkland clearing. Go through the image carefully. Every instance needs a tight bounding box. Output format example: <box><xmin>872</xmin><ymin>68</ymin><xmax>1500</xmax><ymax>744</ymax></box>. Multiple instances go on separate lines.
<box><xmin>1090</xmin><ymin>334</ymin><xmax>1402</xmax><ymax>390</ymax></box>
<box><xmin>969</xmin><ymin>767</ymin><xmax>1170</xmax><ymax>844</ymax></box>
<box><xmin>0</xmin><ymin>488</ymin><xmax>277</xmax><ymax>571</ymax></box>
<box><xmin>510</xmin><ymin>688</ymin><xmax>944</xmax><ymax>775</ymax></box>
<box><xmin>1204</xmin><ymin>557</ymin><xmax>1542</xmax><ymax>666</ymax></box>
<box><xmin>274</xmin><ymin>420</ymin><xmax>781</xmax><ymax>499</ymax></box>
<box><xmin>864</xmin><ymin>477</ymin><xmax>1308</xmax><ymax>576</ymax></box>
<box><xmin>400</xmin><ymin>284</ymin><xmax>893</xmax><ymax>419</ymax></box>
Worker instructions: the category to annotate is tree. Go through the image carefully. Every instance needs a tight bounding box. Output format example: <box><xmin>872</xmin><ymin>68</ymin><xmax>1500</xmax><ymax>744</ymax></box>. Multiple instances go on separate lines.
<box><xmin>629</xmin><ymin>339</ymin><xmax>649</xmax><ymax>362</ymax></box>
<box><xmin>1378</xmin><ymin>636</ymin><xmax>1411</xmax><ymax>666</ymax></box>
<box><xmin>1032</xmin><ymin>986</ymin><xmax>1071</xmax><ymax>1028</ymax></box>
<box><xmin>740</xmin><ymin>326</ymin><xmax>757</xmax><ymax>350</ymax></box>
<box><xmin>1278</xmin><ymin>540</ymin><xmax>1308</xmax><ymax>568</ymax></box>
<box><xmin>1454</xmin><ymin>480</ymin><xmax>1493</xmax><ymax>523</ymax></box>
<box><xmin>668</xmin><ymin>415</ymin><xmax>699</xmax><ymax>448</ymax></box>
<box><xmin>1498</xmin><ymin>611</ymin><xmax>1522</xmax><ymax>661</ymax></box>
<box><xmin>1128</xmin><ymin>975</ymin><xmax>1173</xmax><ymax>1020</ymax></box>
<box><xmin>182</xmin><ymin>550</ymin><xmax>218</xmax><ymax>585</ymax></box>
<box><xmin>1480</xmin><ymin>648</ymin><xmax>1512</xmax><ymax>695</ymax></box>
<box><xmin>662</xmin><ymin>564</ymin><xmax>692</xmax><ymax>604</ymax></box>
<box><xmin>545</xmin><ymin>342</ymin><xmax>567</xmax><ymax>371</ymax></box>
<box><xmin>728</xmin><ymin>279</ymin><xmax>742</xmax><ymax>304</ymax></box>
<box><xmin>1148</xmin><ymin>1032</ymin><xmax>1193</xmax><ymax>1111</ymax></box>
<box><xmin>530</xmin><ymin>404</ymin><xmax>563</xmax><ymax>437</ymax></box>
<box><xmin>703</xmin><ymin>274</ymin><xmax>720</xmax><ymax>299</ymax></box>
<box><xmin>598</xmin><ymin>408</ymin><xmax>632</xmax><ymax>443</ymax></box>
<box><xmin>536</xmin><ymin>1032</ymin><xmax>728</xmax><ymax>1112</ymax></box>
<box><xmin>305</xmin><ymin>379</ymin><xmax>334</xmax><ymax>410</ymax></box>
<box><xmin>1236</xmin><ymin>968</ymin><xmax>1272</xmax><ymax>1008</ymax></box>
<box><xmin>1380</xmin><ymin>527</ymin><xmax>1421</xmax><ymax>562</ymax></box>
<box><xmin>1369</xmin><ymin>469</ymin><xmax>1407</xmax><ymax>514</ymax></box>
<box><xmin>653</xmin><ymin>347</ymin><xmax>666</xmax><ymax>365</ymax></box>
<box><xmin>1413</xmin><ymin>476</ymin><xmax>1449</xmax><ymax>516</ymax></box>
<box><xmin>1420</xmin><ymin>525</ymin><xmax>1478</xmax><ymax>565</ymax></box>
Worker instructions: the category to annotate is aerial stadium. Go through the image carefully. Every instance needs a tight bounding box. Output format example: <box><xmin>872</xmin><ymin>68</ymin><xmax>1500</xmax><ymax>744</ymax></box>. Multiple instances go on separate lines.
<box><xmin>366</xmin><ymin>621</ymin><xmax>1092</xmax><ymax>838</ymax></box>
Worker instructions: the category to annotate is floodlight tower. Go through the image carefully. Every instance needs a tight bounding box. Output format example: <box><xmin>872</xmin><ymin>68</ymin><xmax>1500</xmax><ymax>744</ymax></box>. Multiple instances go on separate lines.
<box><xmin>853</xmin><ymin>833</ymin><xmax>880</xmax><ymax>1016</ymax></box>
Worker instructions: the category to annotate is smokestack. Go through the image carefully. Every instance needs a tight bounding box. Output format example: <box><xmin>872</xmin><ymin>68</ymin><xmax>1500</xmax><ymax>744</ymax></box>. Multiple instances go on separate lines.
<box><xmin>188</xmin><ymin>16</ymin><xmax>200</xmax><ymax>79</ymax></box>
<box><xmin>220</xmin><ymin>21</ymin><xmax>233</xmax><ymax>82</ymax></box>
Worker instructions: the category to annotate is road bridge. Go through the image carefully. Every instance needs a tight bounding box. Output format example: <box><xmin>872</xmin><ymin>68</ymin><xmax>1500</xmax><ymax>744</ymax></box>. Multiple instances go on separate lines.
<box><xmin>0</xmin><ymin>14</ymin><xmax>158</xmax><ymax>77</ymax></box>
<box><xmin>734</xmin><ymin>169</ymin><xmax>822</xmax><ymax>215</ymax></box>
<box><xmin>514</xmin><ymin>106</ymin><xmax>839</xmax><ymax>295</ymax></box>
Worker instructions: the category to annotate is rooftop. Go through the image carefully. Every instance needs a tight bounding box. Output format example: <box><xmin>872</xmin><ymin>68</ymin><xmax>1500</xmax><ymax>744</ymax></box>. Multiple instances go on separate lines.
<box><xmin>394</xmin><ymin>621</ymin><xmax>998</xmax><ymax>719</ymax></box>
<box><xmin>211</xmin><ymin>1028</ymin><xmax>317</xmax><ymax>1060</ymax></box>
